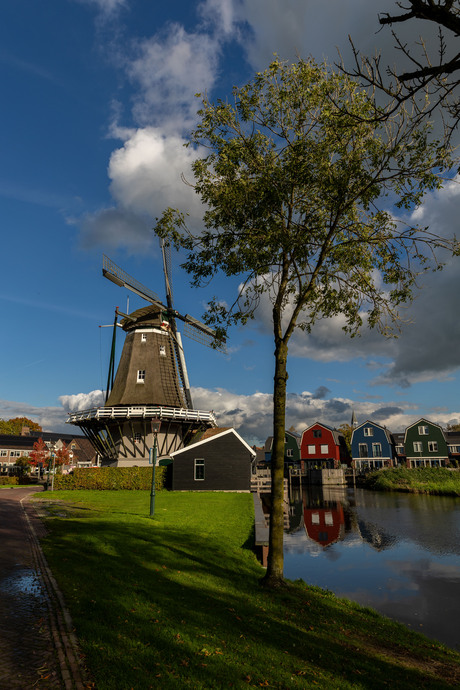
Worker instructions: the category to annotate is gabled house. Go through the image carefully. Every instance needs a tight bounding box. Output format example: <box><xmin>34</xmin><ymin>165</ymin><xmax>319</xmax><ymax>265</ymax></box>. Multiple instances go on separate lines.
<box><xmin>446</xmin><ymin>430</ymin><xmax>460</xmax><ymax>466</ymax></box>
<box><xmin>170</xmin><ymin>427</ymin><xmax>256</xmax><ymax>491</ymax></box>
<box><xmin>351</xmin><ymin>421</ymin><xmax>395</xmax><ymax>470</ymax></box>
<box><xmin>404</xmin><ymin>419</ymin><xmax>449</xmax><ymax>467</ymax></box>
<box><xmin>300</xmin><ymin>422</ymin><xmax>349</xmax><ymax>469</ymax></box>
<box><xmin>263</xmin><ymin>430</ymin><xmax>301</xmax><ymax>468</ymax></box>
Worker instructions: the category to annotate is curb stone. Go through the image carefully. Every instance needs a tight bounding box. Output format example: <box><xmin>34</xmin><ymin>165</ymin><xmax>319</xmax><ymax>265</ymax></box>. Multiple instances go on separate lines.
<box><xmin>21</xmin><ymin>496</ymin><xmax>88</xmax><ymax>690</ymax></box>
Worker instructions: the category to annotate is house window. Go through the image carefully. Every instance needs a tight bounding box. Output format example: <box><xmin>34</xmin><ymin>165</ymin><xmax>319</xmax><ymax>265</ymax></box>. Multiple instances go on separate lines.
<box><xmin>307</xmin><ymin>444</ymin><xmax>315</xmax><ymax>454</ymax></box>
<box><xmin>449</xmin><ymin>445</ymin><xmax>460</xmax><ymax>453</ymax></box>
<box><xmin>313</xmin><ymin>430</ymin><xmax>322</xmax><ymax>438</ymax></box>
<box><xmin>286</xmin><ymin>449</ymin><xmax>293</xmax><ymax>457</ymax></box>
<box><xmin>159</xmin><ymin>345</ymin><xmax>166</xmax><ymax>357</ymax></box>
<box><xmin>10</xmin><ymin>451</ymin><xmax>21</xmax><ymax>457</ymax></box>
<box><xmin>320</xmin><ymin>444</ymin><xmax>328</xmax><ymax>454</ymax></box>
<box><xmin>137</xmin><ymin>370</ymin><xmax>146</xmax><ymax>383</ymax></box>
<box><xmin>372</xmin><ymin>443</ymin><xmax>382</xmax><ymax>458</ymax></box>
<box><xmin>141</xmin><ymin>333</ymin><xmax>147</xmax><ymax>342</ymax></box>
<box><xmin>418</xmin><ymin>425</ymin><xmax>429</xmax><ymax>435</ymax></box>
<box><xmin>396</xmin><ymin>445</ymin><xmax>404</xmax><ymax>454</ymax></box>
<box><xmin>413</xmin><ymin>441</ymin><xmax>423</xmax><ymax>452</ymax></box>
<box><xmin>364</xmin><ymin>427</ymin><xmax>373</xmax><ymax>437</ymax></box>
<box><xmin>194</xmin><ymin>458</ymin><xmax>205</xmax><ymax>480</ymax></box>
<box><xmin>0</xmin><ymin>450</ymin><xmax>7</xmax><ymax>457</ymax></box>
<box><xmin>134</xmin><ymin>433</ymin><xmax>142</xmax><ymax>443</ymax></box>
<box><xmin>428</xmin><ymin>441</ymin><xmax>438</xmax><ymax>452</ymax></box>
<box><xmin>359</xmin><ymin>444</ymin><xmax>368</xmax><ymax>458</ymax></box>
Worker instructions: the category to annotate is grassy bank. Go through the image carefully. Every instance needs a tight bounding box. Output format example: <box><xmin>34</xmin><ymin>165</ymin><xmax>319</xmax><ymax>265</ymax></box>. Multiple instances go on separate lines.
<box><xmin>33</xmin><ymin>490</ymin><xmax>460</xmax><ymax>689</ymax></box>
<box><xmin>364</xmin><ymin>467</ymin><xmax>460</xmax><ymax>496</ymax></box>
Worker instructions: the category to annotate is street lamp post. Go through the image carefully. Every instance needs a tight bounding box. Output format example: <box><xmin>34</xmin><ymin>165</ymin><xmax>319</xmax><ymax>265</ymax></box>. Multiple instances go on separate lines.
<box><xmin>149</xmin><ymin>419</ymin><xmax>161</xmax><ymax>517</ymax></box>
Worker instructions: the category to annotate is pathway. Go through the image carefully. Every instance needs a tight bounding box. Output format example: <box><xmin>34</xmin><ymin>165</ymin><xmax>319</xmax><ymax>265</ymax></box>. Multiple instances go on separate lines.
<box><xmin>0</xmin><ymin>487</ymin><xmax>87</xmax><ymax>689</ymax></box>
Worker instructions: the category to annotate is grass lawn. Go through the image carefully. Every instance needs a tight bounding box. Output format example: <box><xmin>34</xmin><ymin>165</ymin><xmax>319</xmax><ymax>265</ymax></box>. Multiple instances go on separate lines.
<box><xmin>33</xmin><ymin>490</ymin><xmax>460</xmax><ymax>689</ymax></box>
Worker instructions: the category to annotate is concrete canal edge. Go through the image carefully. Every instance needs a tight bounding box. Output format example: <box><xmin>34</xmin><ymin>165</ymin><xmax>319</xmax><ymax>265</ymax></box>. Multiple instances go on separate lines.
<box><xmin>21</xmin><ymin>495</ymin><xmax>88</xmax><ymax>690</ymax></box>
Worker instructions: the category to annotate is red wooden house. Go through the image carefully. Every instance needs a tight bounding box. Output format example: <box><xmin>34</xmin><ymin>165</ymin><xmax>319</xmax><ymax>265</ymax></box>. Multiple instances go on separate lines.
<box><xmin>300</xmin><ymin>422</ymin><xmax>350</xmax><ymax>469</ymax></box>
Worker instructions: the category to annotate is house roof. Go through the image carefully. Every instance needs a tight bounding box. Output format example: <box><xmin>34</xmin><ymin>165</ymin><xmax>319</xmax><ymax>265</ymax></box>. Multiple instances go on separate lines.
<box><xmin>170</xmin><ymin>427</ymin><xmax>256</xmax><ymax>458</ymax></box>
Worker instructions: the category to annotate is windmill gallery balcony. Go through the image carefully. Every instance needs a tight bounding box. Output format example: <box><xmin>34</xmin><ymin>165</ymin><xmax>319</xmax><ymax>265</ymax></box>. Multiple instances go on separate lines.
<box><xmin>67</xmin><ymin>405</ymin><xmax>218</xmax><ymax>425</ymax></box>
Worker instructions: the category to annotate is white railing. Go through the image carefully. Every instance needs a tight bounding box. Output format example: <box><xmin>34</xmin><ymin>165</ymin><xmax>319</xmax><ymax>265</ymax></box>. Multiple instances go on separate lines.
<box><xmin>67</xmin><ymin>405</ymin><xmax>218</xmax><ymax>425</ymax></box>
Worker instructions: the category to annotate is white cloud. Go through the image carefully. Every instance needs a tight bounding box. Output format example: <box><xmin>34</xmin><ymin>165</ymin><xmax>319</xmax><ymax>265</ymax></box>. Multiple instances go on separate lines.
<box><xmin>59</xmin><ymin>390</ymin><xmax>105</xmax><ymax>413</ymax></box>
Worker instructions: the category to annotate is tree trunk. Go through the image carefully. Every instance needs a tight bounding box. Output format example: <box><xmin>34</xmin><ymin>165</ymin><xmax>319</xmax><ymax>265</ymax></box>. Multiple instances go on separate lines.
<box><xmin>261</xmin><ymin>339</ymin><xmax>288</xmax><ymax>588</ymax></box>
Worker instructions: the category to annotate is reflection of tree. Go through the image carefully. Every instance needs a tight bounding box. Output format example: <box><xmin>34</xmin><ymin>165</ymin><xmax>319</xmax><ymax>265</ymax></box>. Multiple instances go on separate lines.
<box><xmin>357</xmin><ymin>519</ymin><xmax>397</xmax><ymax>551</ymax></box>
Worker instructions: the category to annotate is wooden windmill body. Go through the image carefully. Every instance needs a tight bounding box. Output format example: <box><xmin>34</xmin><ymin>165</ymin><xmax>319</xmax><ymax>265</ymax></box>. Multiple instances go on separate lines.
<box><xmin>67</xmin><ymin>245</ymin><xmax>222</xmax><ymax>465</ymax></box>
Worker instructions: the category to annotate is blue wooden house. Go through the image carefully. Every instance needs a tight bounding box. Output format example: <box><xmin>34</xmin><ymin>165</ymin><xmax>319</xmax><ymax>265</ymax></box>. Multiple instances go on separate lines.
<box><xmin>351</xmin><ymin>420</ymin><xmax>395</xmax><ymax>470</ymax></box>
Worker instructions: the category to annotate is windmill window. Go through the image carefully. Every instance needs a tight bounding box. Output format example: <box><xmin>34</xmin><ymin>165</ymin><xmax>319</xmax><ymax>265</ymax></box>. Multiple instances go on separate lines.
<box><xmin>141</xmin><ymin>334</ymin><xmax>147</xmax><ymax>342</ymax></box>
<box><xmin>137</xmin><ymin>370</ymin><xmax>146</xmax><ymax>383</ymax></box>
<box><xmin>428</xmin><ymin>441</ymin><xmax>438</xmax><ymax>452</ymax></box>
<box><xmin>194</xmin><ymin>458</ymin><xmax>205</xmax><ymax>480</ymax></box>
<box><xmin>134</xmin><ymin>433</ymin><xmax>142</xmax><ymax>443</ymax></box>
<box><xmin>364</xmin><ymin>427</ymin><xmax>373</xmax><ymax>437</ymax></box>
<box><xmin>159</xmin><ymin>345</ymin><xmax>166</xmax><ymax>357</ymax></box>
<box><xmin>413</xmin><ymin>441</ymin><xmax>423</xmax><ymax>452</ymax></box>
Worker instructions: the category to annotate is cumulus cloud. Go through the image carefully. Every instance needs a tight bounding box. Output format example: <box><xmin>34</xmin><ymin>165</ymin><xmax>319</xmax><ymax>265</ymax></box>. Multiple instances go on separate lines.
<box><xmin>0</xmin><ymin>399</ymin><xmax>70</xmax><ymax>435</ymax></box>
<box><xmin>59</xmin><ymin>390</ymin><xmax>105</xmax><ymax>412</ymax></box>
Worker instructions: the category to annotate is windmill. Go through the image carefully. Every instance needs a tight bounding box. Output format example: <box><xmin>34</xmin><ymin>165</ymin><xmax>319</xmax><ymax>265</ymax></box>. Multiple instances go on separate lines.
<box><xmin>67</xmin><ymin>240</ymin><xmax>224</xmax><ymax>465</ymax></box>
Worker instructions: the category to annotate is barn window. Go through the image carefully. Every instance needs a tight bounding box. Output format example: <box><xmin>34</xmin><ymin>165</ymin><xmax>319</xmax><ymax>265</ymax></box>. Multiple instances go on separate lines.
<box><xmin>194</xmin><ymin>458</ymin><xmax>205</xmax><ymax>480</ymax></box>
<box><xmin>307</xmin><ymin>444</ymin><xmax>315</xmax><ymax>454</ymax></box>
<box><xmin>320</xmin><ymin>444</ymin><xmax>328</xmax><ymax>454</ymax></box>
<box><xmin>428</xmin><ymin>441</ymin><xmax>438</xmax><ymax>452</ymax></box>
<box><xmin>364</xmin><ymin>427</ymin><xmax>373</xmax><ymax>437</ymax></box>
<box><xmin>372</xmin><ymin>443</ymin><xmax>382</xmax><ymax>458</ymax></box>
<box><xmin>359</xmin><ymin>444</ymin><xmax>368</xmax><ymax>458</ymax></box>
<box><xmin>413</xmin><ymin>441</ymin><xmax>423</xmax><ymax>452</ymax></box>
<box><xmin>286</xmin><ymin>449</ymin><xmax>293</xmax><ymax>457</ymax></box>
<box><xmin>137</xmin><ymin>370</ymin><xmax>146</xmax><ymax>383</ymax></box>
<box><xmin>313</xmin><ymin>430</ymin><xmax>322</xmax><ymax>438</ymax></box>
<box><xmin>418</xmin><ymin>425</ymin><xmax>429</xmax><ymax>435</ymax></box>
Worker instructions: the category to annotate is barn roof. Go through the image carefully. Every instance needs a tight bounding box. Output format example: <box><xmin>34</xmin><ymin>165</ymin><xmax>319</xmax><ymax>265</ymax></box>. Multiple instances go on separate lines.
<box><xmin>170</xmin><ymin>427</ymin><xmax>256</xmax><ymax>458</ymax></box>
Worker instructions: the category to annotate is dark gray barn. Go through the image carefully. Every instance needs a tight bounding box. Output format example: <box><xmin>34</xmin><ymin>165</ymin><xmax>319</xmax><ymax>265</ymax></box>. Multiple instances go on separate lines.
<box><xmin>171</xmin><ymin>428</ymin><xmax>256</xmax><ymax>491</ymax></box>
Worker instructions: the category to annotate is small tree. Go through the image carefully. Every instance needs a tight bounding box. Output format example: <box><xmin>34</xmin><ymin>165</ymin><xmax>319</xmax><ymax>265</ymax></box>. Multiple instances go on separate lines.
<box><xmin>156</xmin><ymin>58</ymin><xmax>458</xmax><ymax>587</ymax></box>
<box><xmin>15</xmin><ymin>456</ymin><xmax>31</xmax><ymax>477</ymax></box>
<box><xmin>29</xmin><ymin>437</ymin><xmax>50</xmax><ymax>471</ymax></box>
<box><xmin>54</xmin><ymin>442</ymin><xmax>71</xmax><ymax>473</ymax></box>
<box><xmin>0</xmin><ymin>417</ymin><xmax>42</xmax><ymax>435</ymax></box>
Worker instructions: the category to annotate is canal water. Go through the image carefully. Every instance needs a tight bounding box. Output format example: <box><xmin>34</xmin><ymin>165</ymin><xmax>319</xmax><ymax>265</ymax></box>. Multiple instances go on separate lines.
<box><xmin>282</xmin><ymin>486</ymin><xmax>460</xmax><ymax>650</ymax></box>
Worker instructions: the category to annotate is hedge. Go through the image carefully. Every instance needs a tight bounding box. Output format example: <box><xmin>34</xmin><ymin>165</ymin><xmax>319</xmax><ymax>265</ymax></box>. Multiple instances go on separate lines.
<box><xmin>52</xmin><ymin>466</ymin><xmax>167</xmax><ymax>491</ymax></box>
<box><xmin>0</xmin><ymin>476</ymin><xmax>20</xmax><ymax>486</ymax></box>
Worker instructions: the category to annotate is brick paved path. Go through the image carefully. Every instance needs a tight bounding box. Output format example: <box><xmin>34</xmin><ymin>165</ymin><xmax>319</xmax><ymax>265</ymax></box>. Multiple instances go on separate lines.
<box><xmin>0</xmin><ymin>487</ymin><xmax>86</xmax><ymax>690</ymax></box>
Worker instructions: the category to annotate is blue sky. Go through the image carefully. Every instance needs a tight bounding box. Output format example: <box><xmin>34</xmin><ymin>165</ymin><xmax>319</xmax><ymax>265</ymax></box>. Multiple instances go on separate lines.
<box><xmin>1</xmin><ymin>0</ymin><xmax>459</xmax><ymax>444</ymax></box>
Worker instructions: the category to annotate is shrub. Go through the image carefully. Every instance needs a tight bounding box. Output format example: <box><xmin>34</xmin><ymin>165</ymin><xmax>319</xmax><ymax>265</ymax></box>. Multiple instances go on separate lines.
<box><xmin>52</xmin><ymin>466</ymin><xmax>166</xmax><ymax>491</ymax></box>
<box><xmin>0</xmin><ymin>476</ymin><xmax>19</xmax><ymax>486</ymax></box>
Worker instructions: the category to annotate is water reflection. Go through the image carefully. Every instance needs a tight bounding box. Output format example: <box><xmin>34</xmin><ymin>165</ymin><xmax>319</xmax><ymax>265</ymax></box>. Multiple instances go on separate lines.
<box><xmin>282</xmin><ymin>486</ymin><xmax>460</xmax><ymax>650</ymax></box>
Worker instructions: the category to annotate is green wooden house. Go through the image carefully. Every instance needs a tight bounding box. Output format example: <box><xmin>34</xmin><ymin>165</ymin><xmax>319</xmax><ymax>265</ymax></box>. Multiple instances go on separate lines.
<box><xmin>403</xmin><ymin>419</ymin><xmax>449</xmax><ymax>467</ymax></box>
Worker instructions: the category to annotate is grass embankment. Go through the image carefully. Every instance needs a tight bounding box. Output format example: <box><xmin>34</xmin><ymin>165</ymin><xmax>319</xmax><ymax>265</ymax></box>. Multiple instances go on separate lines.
<box><xmin>33</xmin><ymin>490</ymin><xmax>460</xmax><ymax>689</ymax></box>
<box><xmin>364</xmin><ymin>467</ymin><xmax>460</xmax><ymax>496</ymax></box>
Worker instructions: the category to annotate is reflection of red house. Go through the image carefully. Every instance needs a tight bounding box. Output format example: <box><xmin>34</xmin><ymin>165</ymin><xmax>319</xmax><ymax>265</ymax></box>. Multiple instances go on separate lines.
<box><xmin>304</xmin><ymin>502</ymin><xmax>345</xmax><ymax>547</ymax></box>
<box><xmin>300</xmin><ymin>422</ymin><xmax>350</xmax><ymax>469</ymax></box>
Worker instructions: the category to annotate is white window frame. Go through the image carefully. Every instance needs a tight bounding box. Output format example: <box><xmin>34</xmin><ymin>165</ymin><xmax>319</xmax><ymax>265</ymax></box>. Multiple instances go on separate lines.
<box><xmin>194</xmin><ymin>458</ymin><xmax>205</xmax><ymax>481</ymax></box>
<box><xmin>363</xmin><ymin>427</ymin><xmax>373</xmax><ymax>437</ymax></box>
<box><xmin>0</xmin><ymin>450</ymin><xmax>7</xmax><ymax>457</ymax></box>
<box><xmin>413</xmin><ymin>441</ymin><xmax>423</xmax><ymax>452</ymax></box>
<box><xmin>137</xmin><ymin>370</ymin><xmax>146</xmax><ymax>383</ymax></box>
<box><xmin>359</xmin><ymin>444</ymin><xmax>368</xmax><ymax>458</ymax></box>
<box><xmin>428</xmin><ymin>441</ymin><xmax>438</xmax><ymax>453</ymax></box>
<box><xmin>141</xmin><ymin>333</ymin><xmax>147</xmax><ymax>342</ymax></box>
<box><xmin>159</xmin><ymin>345</ymin><xmax>166</xmax><ymax>357</ymax></box>
<box><xmin>372</xmin><ymin>443</ymin><xmax>382</xmax><ymax>458</ymax></box>
<box><xmin>307</xmin><ymin>444</ymin><xmax>315</xmax><ymax>455</ymax></box>
<box><xmin>320</xmin><ymin>444</ymin><xmax>328</xmax><ymax>454</ymax></box>
<box><xmin>286</xmin><ymin>448</ymin><xmax>293</xmax><ymax>457</ymax></box>
<box><xmin>418</xmin><ymin>425</ymin><xmax>429</xmax><ymax>435</ymax></box>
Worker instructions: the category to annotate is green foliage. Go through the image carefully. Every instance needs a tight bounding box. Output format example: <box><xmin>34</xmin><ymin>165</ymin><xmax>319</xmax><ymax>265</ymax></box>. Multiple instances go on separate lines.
<box><xmin>0</xmin><ymin>416</ymin><xmax>42</xmax><ymax>435</ymax></box>
<box><xmin>0</xmin><ymin>476</ymin><xmax>20</xmax><ymax>486</ymax></box>
<box><xmin>364</xmin><ymin>467</ymin><xmax>460</xmax><ymax>495</ymax></box>
<box><xmin>52</xmin><ymin>466</ymin><xmax>166</xmax><ymax>491</ymax></box>
<box><xmin>156</xmin><ymin>57</ymin><xmax>459</xmax><ymax>585</ymax></box>
<box><xmin>35</xmin><ymin>491</ymin><xmax>460</xmax><ymax>689</ymax></box>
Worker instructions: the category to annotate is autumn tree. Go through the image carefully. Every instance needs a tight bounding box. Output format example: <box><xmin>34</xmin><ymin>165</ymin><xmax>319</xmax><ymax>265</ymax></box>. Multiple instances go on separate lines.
<box><xmin>0</xmin><ymin>417</ymin><xmax>42</xmax><ymax>435</ymax></box>
<box><xmin>338</xmin><ymin>423</ymin><xmax>354</xmax><ymax>455</ymax></box>
<box><xmin>29</xmin><ymin>437</ymin><xmax>50</xmax><ymax>469</ymax></box>
<box><xmin>54</xmin><ymin>442</ymin><xmax>71</xmax><ymax>473</ymax></box>
<box><xmin>156</xmin><ymin>58</ymin><xmax>458</xmax><ymax>587</ymax></box>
